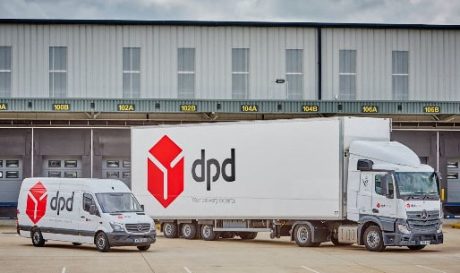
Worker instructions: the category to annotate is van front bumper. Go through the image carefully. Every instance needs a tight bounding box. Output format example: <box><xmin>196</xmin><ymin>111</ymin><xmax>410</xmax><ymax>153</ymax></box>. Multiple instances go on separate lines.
<box><xmin>107</xmin><ymin>230</ymin><xmax>156</xmax><ymax>246</ymax></box>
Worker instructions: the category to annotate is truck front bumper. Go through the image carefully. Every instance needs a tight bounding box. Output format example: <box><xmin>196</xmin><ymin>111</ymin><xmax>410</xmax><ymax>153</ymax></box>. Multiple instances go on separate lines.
<box><xmin>107</xmin><ymin>230</ymin><xmax>156</xmax><ymax>247</ymax></box>
<box><xmin>383</xmin><ymin>230</ymin><xmax>443</xmax><ymax>246</ymax></box>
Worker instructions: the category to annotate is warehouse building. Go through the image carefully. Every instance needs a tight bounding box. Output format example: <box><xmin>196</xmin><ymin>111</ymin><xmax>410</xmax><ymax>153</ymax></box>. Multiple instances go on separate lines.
<box><xmin>0</xmin><ymin>19</ymin><xmax>460</xmax><ymax>217</ymax></box>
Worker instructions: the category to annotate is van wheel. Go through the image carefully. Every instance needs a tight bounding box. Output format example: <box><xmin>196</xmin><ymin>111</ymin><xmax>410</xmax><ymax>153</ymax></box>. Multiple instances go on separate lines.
<box><xmin>363</xmin><ymin>225</ymin><xmax>386</xmax><ymax>252</ymax></box>
<box><xmin>163</xmin><ymin>223</ymin><xmax>178</xmax><ymax>238</ymax></box>
<box><xmin>239</xmin><ymin>232</ymin><xmax>258</xmax><ymax>240</ymax></box>
<box><xmin>407</xmin><ymin>245</ymin><xmax>426</xmax><ymax>251</ymax></box>
<box><xmin>201</xmin><ymin>225</ymin><xmax>219</xmax><ymax>241</ymax></box>
<box><xmin>95</xmin><ymin>232</ymin><xmax>110</xmax><ymax>252</ymax></box>
<box><xmin>181</xmin><ymin>223</ymin><xmax>197</xmax><ymax>240</ymax></box>
<box><xmin>137</xmin><ymin>245</ymin><xmax>151</xmax><ymax>251</ymax></box>
<box><xmin>293</xmin><ymin>224</ymin><xmax>319</xmax><ymax>247</ymax></box>
<box><xmin>31</xmin><ymin>228</ymin><xmax>45</xmax><ymax>247</ymax></box>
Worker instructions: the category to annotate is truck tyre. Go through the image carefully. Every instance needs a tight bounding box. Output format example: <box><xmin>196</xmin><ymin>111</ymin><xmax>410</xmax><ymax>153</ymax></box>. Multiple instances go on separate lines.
<box><xmin>363</xmin><ymin>225</ymin><xmax>386</xmax><ymax>252</ymax></box>
<box><xmin>163</xmin><ymin>223</ymin><xmax>178</xmax><ymax>238</ymax></box>
<box><xmin>201</xmin><ymin>224</ymin><xmax>219</xmax><ymax>241</ymax></box>
<box><xmin>407</xmin><ymin>245</ymin><xmax>426</xmax><ymax>251</ymax></box>
<box><xmin>293</xmin><ymin>224</ymin><xmax>319</xmax><ymax>247</ymax></box>
<box><xmin>181</xmin><ymin>223</ymin><xmax>197</xmax><ymax>240</ymax></box>
<box><xmin>239</xmin><ymin>232</ymin><xmax>258</xmax><ymax>240</ymax></box>
<box><xmin>95</xmin><ymin>231</ymin><xmax>110</xmax><ymax>252</ymax></box>
<box><xmin>31</xmin><ymin>228</ymin><xmax>45</xmax><ymax>247</ymax></box>
<box><xmin>137</xmin><ymin>244</ymin><xmax>151</xmax><ymax>251</ymax></box>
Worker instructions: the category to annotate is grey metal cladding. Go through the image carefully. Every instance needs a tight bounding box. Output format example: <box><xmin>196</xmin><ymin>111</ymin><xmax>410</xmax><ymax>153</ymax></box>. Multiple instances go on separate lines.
<box><xmin>0</xmin><ymin>24</ymin><xmax>318</xmax><ymax>100</ymax></box>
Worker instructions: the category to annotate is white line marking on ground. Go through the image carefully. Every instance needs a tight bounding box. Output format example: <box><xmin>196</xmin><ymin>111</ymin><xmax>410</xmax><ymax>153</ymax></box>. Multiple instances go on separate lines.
<box><xmin>301</xmin><ymin>265</ymin><xmax>321</xmax><ymax>273</ymax></box>
<box><xmin>61</xmin><ymin>267</ymin><xmax>66</xmax><ymax>273</ymax></box>
<box><xmin>184</xmin><ymin>266</ymin><xmax>193</xmax><ymax>273</ymax></box>
<box><xmin>416</xmin><ymin>264</ymin><xmax>447</xmax><ymax>273</ymax></box>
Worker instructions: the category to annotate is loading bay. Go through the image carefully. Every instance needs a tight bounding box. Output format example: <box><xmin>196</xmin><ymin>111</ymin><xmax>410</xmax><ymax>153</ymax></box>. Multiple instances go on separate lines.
<box><xmin>1</xmin><ymin>225</ymin><xmax>460</xmax><ymax>273</ymax></box>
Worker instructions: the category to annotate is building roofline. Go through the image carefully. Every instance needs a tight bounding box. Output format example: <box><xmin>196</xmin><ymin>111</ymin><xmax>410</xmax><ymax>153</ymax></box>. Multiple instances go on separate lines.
<box><xmin>0</xmin><ymin>19</ymin><xmax>460</xmax><ymax>30</ymax></box>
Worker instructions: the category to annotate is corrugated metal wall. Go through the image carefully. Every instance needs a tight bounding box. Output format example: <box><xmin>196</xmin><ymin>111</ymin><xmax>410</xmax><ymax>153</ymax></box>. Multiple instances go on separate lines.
<box><xmin>0</xmin><ymin>24</ymin><xmax>317</xmax><ymax>99</ymax></box>
<box><xmin>322</xmin><ymin>28</ymin><xmax>460</xmax><ymax>100</ymax></box>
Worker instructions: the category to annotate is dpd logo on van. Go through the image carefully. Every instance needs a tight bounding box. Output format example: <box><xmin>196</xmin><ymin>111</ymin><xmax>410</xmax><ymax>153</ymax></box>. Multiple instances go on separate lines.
<box><xmin>147</xmin><ymin>136</ymin><xmax>184</xmax><ymax>208</ymax></box>
<box><xmin>26</xmin><ymin>182</ymin><xmax>48</xmax><ymax>224</ymax></box>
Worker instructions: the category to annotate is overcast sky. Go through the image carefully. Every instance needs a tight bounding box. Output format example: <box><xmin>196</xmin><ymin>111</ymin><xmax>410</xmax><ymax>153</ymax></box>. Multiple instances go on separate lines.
<box><xmin>0</xmin><ymin>0</ymin><xmax>459</xmax><ymax>24</ymax></box>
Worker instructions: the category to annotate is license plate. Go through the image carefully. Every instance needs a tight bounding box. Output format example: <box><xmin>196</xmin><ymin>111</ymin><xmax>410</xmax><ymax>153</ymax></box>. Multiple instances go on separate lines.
<box><xmin>134</xmin><ymin>238</ymin><xmax>148</xmax><ymax>243</ymax></box>
<box><xmin>420</xmin><ymin>241</ymin><xmax>430</xmax><ymax>245</ymax></box>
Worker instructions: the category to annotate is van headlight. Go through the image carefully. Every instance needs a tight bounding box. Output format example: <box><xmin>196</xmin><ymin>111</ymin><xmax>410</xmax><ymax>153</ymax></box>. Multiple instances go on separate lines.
<box><xmin>149</xmin><ymin>221</ymin><xmax>156</xmax><ymax>231</ymax></box>
<box><xmin>110</xmin><ymin>222</ymin><xmax>125</xmax><ymax>232</ymax></box>
<box><xmin>397</xmin><ymin>223</ymin><xmax>411</xmax><ymax>234</ymax></box>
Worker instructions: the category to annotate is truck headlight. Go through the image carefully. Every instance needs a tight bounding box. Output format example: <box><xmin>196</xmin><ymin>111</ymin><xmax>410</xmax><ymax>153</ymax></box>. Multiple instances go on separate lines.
<box><xmin>397</xmin><ymin>224</ymin><xmax>411</xmax><ymax>234</ymax></box>
<box><xmin>110</xmin><ymin>222</ymin><xmax>125</xmax><ymax>232</ymax></box>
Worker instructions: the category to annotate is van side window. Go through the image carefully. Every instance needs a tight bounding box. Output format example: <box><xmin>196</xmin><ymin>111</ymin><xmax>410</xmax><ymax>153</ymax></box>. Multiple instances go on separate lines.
<box><xmin>83</xmin><ymin>193</ymin><xmax>94</xmax><ymax>212</ymax></box>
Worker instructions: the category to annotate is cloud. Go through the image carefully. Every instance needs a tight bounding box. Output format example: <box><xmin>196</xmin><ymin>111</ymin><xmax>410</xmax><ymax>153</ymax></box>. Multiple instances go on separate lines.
<box><xmin>0</xmin><ymin>0</ymin><xmax>459</xmax><ymax>24</ymax></box>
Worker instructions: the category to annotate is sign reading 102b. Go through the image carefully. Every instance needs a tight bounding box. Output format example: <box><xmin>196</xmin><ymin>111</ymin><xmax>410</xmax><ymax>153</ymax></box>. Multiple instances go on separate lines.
<box><xmin>423</xmin><ymin>105</ymin><xmax>440</xmax><ymax>113</ymax></box>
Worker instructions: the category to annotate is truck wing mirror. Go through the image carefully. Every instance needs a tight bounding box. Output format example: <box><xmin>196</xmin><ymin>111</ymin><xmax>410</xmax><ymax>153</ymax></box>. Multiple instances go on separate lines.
<box><xmin>357</xmin><ymin>159</ymin><xmax>374</xmax><ymax>171</ymax></box>
<box><xmin>381</xmin><ymin>174</ymin><xmax>393</xmax><ymax>198</ymax></box>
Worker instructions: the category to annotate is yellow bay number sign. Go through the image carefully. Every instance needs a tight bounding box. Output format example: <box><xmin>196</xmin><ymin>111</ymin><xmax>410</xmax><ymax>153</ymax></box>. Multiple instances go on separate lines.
<box><xmin>361</xmin><ymin>105</ymin><xmax>379</xmax><ymax>113</ymax></box>
<box><xmin>0</xmin><ymin>103</ymin><xmax>7</xmax><ymax>110</ymax></box>
<box><xmin>241</xmin><ymin>104</ymin><xmax>258</xmax><ymax>112</ymax></box>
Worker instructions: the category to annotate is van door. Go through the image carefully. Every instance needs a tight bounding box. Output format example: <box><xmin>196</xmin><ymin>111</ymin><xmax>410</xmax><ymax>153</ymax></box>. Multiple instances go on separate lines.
<box><xmin>79</xmin><ymin>193</ymin><xmax>100</xmax><ymax>244</ymax></box>
<box><xmin>47</xmin><ymin>182</ymin><xmax>81</xmax><ymax>243</ymax></box>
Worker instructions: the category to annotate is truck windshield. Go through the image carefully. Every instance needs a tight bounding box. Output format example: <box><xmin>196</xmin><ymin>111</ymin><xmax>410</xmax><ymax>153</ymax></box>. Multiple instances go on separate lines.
<box><xmin>394</xmin><ymin>172</ymin><xmax>439</xmax><ymax>199</ymax></box>
<box><xmin>95</xmin><ymin>193</ymin><xmax>143</xmax><ymax>213</ymax></box>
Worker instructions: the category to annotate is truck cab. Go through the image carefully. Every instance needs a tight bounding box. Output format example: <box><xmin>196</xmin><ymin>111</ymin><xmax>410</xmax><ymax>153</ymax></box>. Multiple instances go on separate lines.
<box><xmin>346</xmin><ymin>141</ymin><xmax>443</xmax><ymax>251</ymax></box>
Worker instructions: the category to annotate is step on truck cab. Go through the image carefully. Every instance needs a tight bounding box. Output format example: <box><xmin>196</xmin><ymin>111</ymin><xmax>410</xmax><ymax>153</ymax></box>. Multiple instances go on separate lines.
<box><xmin>17</xmin><ymin>178</ymin><xmax>156</xmax><ymax>252</ymax></box>
<box><xmin>131</xmin><ymin>117</ymin><xmax>442</xmax><ymax>251</ymax></box>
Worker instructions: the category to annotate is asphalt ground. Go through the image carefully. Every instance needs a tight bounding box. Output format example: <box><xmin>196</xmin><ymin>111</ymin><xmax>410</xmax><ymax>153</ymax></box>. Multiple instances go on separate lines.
<box><xmin>1</xmin><ymin>225</ymin><xmax>460</xmax><ymax>273</ymax></box>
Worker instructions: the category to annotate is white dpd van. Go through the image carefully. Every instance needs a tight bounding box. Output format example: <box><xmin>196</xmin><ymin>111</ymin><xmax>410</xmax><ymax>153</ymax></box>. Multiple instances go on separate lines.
<box><xmin>17</xmin><ymin>178</ymin><xmax>156</xmax><ymax>252</ymax></box>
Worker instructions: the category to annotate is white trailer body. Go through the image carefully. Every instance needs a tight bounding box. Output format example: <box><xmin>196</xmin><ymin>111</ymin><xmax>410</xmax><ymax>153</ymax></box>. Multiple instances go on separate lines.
<box><xmin>132</xmin><ymin>118</ymin><xmax>387</xmax><ymax>220</ymax></box>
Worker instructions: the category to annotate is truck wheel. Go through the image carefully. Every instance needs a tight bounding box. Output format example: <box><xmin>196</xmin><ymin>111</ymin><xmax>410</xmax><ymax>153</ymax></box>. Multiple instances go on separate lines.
<box><xmin>201</xmin><ymin>224</ymin><xmax>218</xmax><ymax>241</ymax></box>
<box><xmin>137</xmin><ymin>245</ymin><xmax>151</xmax><ymax>251</ymax></box>
<box><xmin>239</xmin><ymin>232</ymin><xmax>258</xmax><ymax>240</ymax></box>
<box><xmin>95</xmin><ymin>232</ymin><xmax>110</xmax><ymax>252</ymax></box>
<box><xmin>163</xmin><ymin>223</ymin><xmax>178</xmax><ymax>238</ymax></box>
<box><xmin>293</xmin><ymin>224</ymin><xmax>318</xmax><ymax>247</ymax></box>
<box><xmin>407</xmin><ymin>245</ymin><xmax>426</xmax><ymax>251</ymax></box>
<box><xmin>31</xmin><ymin>228</ymin><xmax>45</xmax><ymax>247</ymax></box>
<box><xmin>181</xmin><ymin>223</ymin><xmax>197</xmax><ymax>240</ymax></box>
<box><xmin>363</xmin><ymin>225</ymin><xmax>386</xmax><ymax>252</ymax></box>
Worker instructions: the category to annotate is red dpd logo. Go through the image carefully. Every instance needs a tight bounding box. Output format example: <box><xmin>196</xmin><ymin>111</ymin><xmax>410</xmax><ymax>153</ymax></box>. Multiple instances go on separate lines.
<box><xmin>147</xmin><ymin>136</ymin><xmax>184</xmax><ymax>208</ymax></box>
<box><xmin>26</xmin><ymin>182</ymin><xmax>48</xmax><ymax>224</ymax></box>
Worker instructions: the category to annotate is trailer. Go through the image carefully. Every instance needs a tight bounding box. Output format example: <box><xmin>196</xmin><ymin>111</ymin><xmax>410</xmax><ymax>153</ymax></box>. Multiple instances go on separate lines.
<box><xmin>131</xmin><ymin>117</ymin><xmax>443</xmax><ymax>251</ymax></box>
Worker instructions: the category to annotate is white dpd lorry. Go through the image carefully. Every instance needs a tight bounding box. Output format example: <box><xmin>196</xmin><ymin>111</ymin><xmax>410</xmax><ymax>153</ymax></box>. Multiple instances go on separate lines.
<box><xmin>131</xmin><ymin>117</ymin><xmax>443</xmax><ymax>251</ymax></box>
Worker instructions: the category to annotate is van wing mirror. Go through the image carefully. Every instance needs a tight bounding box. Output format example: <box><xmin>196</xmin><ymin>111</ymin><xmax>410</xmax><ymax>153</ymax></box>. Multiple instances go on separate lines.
<box><xmin>140</xmin><ymin>204</ymin><xmax>145</xmax><ymax>211</ymax></box>
<box><xmin>89</xmin><ymin>204</ymin><xmax>97</xmax><ymax>215</ymax></box>
<box><xmin>357</xmin><ymin>159</ymin><xmax>374</xmax><ymax>171</ymax></box>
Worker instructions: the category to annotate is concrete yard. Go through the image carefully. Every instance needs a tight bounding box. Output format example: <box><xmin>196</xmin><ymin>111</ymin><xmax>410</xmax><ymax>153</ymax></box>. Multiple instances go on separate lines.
<box><xmin>1</xmin><ymin>225</ymin><xmax>460</xmax><ymax>273</ymax></box>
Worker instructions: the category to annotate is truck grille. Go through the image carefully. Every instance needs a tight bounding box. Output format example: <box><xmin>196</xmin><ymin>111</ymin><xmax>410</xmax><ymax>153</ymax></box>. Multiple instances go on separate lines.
<box><xmin>125</xmin><ymin>223</ymin><xmax>150</xmax><ymax>233</ymax></box>
<box><xmin>406</xmin><ymin>210</ymin><xmax>440</xmax><ymax>230</ymax></box>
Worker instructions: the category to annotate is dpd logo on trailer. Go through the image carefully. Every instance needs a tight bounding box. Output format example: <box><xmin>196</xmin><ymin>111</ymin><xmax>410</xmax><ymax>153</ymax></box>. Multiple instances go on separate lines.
<box><xmin>26</xmin><ymin>182</ymin><xmax>48</xmax><ymax>224</ymax></box>
<box><xmin>147</xmin><ymin>135</ymin><xmax>184</xmax><ymax>208</ymax></box>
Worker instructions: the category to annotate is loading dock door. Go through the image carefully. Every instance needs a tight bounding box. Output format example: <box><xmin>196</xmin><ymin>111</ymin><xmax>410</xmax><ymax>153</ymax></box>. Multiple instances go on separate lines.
<box><xmin>0</xmin><ymin>159</ymin><xmax>23</xmax><ymax>205</ymax></box>
<box><xmin>102</xmin><ymin>158</ymin><xmax>131</xmax><ymax>186</ymax></box>
<box><xmin>42</xmin><ymin>157</ymin><xmax>82</xmax><ymax>178</ymax></box>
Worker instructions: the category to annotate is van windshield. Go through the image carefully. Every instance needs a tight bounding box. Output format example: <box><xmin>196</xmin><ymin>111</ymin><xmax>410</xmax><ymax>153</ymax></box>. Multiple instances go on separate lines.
<box><xmin>95</xmin><ymin>193</ymin><xmax>143</xmax><ymax>213</ymax></box>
